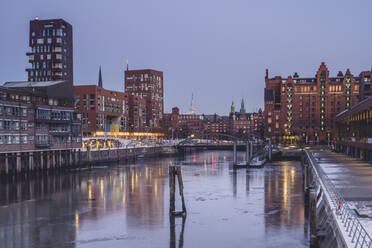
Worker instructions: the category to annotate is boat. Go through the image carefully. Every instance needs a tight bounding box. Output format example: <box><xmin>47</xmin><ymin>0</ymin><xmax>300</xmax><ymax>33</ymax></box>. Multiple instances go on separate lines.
<box><xmin>249</xmin><ymin>156</ymin><xmax>266</xmax><ymax>168</ymax></box>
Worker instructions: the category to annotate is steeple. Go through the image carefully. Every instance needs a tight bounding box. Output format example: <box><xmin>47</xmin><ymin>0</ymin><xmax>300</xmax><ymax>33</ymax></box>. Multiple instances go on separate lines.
<box><xmin>98</xmin><ymin>66</ymin><xmax>103</xmax><ymax>88</ymax></box>
<box><xmin>189</xmin><ymin>91</ymin><xmax>195</xmax><ymax>114</ymax></box>
<box><xmin>240</xmin><ymin>98</ymin><xmax>245</xmax><ymax>113</ymax></box>
<box><xmin>230</xmin><ymin>101</ymin><xmax>235</xmax><ymax>113</ymax></box>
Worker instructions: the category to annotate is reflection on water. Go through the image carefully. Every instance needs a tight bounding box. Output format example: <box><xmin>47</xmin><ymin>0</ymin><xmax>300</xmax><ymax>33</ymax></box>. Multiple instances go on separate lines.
<box><xmin>0</xmin><ymin>151</ymin><xmax>308</xmax><ymax>248</ymax></box>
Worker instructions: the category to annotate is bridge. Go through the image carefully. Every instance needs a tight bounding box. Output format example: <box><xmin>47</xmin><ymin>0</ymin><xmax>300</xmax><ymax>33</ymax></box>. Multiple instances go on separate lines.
<box><xmin>177</xmin><ymin>133</ymin><xmax>272</xmax><ymax>166</ymax></box>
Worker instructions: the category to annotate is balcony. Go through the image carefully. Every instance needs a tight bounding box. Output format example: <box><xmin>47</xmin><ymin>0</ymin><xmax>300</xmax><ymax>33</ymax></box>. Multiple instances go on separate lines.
<box><xmin>35</xmin><ymin>142</ymin><xmax>50</xmax><ymax>148</ymax></box>
<box><xmin>36</xmin><ymin>118</ymin><xmax>72</xmax><ymax>124</ymax></box>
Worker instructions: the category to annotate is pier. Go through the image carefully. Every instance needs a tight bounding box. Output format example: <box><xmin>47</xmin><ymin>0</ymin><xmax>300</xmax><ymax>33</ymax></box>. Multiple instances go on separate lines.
<box><xmin>0</xmin><ymin>145</ymin><xmax>177</xmax><ymax>176</ymax></box>
<box><xmin>303</xmin><ymin>149</ymin><xmax>372</xmax><ymax>247</ymax></box>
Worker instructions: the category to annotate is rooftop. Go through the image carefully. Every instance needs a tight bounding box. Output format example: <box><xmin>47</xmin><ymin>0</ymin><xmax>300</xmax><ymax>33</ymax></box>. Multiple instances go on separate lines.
<box><xmin>3</xmin><ymin>80</ymin><xmax>65</xmax><ymax>88</ymax></box>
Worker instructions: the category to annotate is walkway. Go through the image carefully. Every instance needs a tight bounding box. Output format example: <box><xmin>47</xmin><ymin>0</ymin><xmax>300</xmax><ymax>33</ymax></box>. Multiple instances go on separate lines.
<box><xmin>311</xmin><ymin>150</ymin><xmax>372</xmax><ymax>201</ymax></box>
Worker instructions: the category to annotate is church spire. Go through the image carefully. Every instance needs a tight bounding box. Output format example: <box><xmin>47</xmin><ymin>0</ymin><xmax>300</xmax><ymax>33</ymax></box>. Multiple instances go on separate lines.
<box><xmin>230</xmin><ymin>101</ymin><xmax>235</xmax><ymax>113</ymax></box>
<box><xmin>98</xmin><ymin>66</ymin><xmax>103</xmax><ymax>88</ymax></box>
<box><xmin>240</xmin><ymin>98</ymin><xmax>245</xmax><ymax>113</ymax></box>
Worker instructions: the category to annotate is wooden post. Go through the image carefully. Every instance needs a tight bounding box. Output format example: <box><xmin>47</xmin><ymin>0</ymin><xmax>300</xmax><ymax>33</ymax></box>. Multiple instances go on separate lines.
<box><xmin>59</xmin><ymin>150</ymin><xmax>62</xmax><ymax>167</ymax></box>
<box><xmin>69</xmin><ymin>150</ymin><xmax>73</xmax><ymax>166</ymax></box>
<box><xmin>233</xmin><ymin>140</ymin><xmax>237</xmax><ymax>165</ymax></box>
<box><xmin>246</xmin><ymin>140</ymin><xmax>250</xmax><ymax>164</ymax></box>
<box><xmin>52</xmin><ymin>151</ymin><xmax>56</xmax><ymax>169</ymax></box>
<box><xmin>16</xmin><ymin>152</ymin><xmax>21</xmax><ymax>173</ymax></box>
<box><xmin>250</xmin><ymin>141</ymin><xmax>253</xmax><ymax>159</ymax></box>
<box><xmin>268</xmin><ymin>138</ymin><xmax>272</xmax><ymax>161</ymax></box>
<box><xmin>47</xmin><ymin>151</ymin><xmax>51</xmax><ymax>169</ymax></box>
<box><xmin>169</xmin><ymin>166</ymin><xmax>176</xmax><ymax>214</ymax></box>
<box><xmin>5</xmin><ymin>153</ymin><xmax>9</xmax><ymax>175</ymax></box>
<box><xmin>40</xmin><ymin>151</ymin><xmax>44</xmax><ymax>170</ymax></box>
<box><xmin>176</xmin><ymin>166</ymin><xmax>187</xmax><ymax>214</ymax></box>
<box><xmin>29</xmin><ymin>152</ymin><xmax>33</xmax><ymax>172</ymax></box>
<box><xmin>169</xmin><ymin>165</ymin><xmax>187</xmax><ymax>215</ymax></box>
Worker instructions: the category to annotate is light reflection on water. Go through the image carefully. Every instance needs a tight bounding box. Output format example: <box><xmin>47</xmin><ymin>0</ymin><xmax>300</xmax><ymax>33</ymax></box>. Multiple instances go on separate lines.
<box><xmin>0</xmin><ymin>151</ymin><xmax>309</xmax><ymax>248</ymax></box>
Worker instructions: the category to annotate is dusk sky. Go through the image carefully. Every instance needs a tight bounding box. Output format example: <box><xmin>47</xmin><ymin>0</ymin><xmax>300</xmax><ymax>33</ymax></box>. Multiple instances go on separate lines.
<box><xmin>1</xmin><ymin>0</ymin><xmax>371</xmax><ymax>115</ymax></box>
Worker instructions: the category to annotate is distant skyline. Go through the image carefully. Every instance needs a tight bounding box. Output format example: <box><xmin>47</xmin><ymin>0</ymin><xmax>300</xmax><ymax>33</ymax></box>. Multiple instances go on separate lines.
<box><xmin>1</xmin><ymin>0</ymin><xmax>371</xmax><ymax>115</ymax></box>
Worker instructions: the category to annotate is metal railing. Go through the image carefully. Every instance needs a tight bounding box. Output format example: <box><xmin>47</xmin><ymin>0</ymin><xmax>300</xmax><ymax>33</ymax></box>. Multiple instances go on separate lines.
<box><xmin>306</xmin><ymin>151</ymin><xmax>372</xmax><ymax>248</ymax></box>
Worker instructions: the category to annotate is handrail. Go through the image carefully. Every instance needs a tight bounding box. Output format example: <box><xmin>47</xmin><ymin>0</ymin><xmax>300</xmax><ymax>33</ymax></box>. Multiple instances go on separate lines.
<box><xmin>306</xmin><ymin>151</ymin><xmax>372</xmax><ymax>248</ymax></box>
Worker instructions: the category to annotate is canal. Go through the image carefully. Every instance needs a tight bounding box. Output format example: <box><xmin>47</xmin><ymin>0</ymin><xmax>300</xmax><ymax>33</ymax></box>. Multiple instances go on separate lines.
<box><xmin>0</xmin><ymin>150</ymin><xmax>309</xmax><ymax>247</ymax></box>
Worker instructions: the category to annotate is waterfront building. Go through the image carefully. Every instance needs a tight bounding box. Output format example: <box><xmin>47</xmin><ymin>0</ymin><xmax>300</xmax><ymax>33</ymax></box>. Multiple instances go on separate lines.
<box><xmin>335</xmin><ymin>96</ymin><xmax>372</xmax><ymax>159</ymax></box>
<box><xmin>124</xmin><ymin>69</ymin><xmax>164</xmax><ymax>129</ymax></box>
<box><xmin>73</xmin><ymin>85</ymin><xmax>146</xmax><ymax>136</ymax></box>
<box><xmin>26</xmin><ymin>18</ymin><xmax>73</xmax><ymax>84</ymax></box>
<box><xmin>359</xmin><ymin>70</ymin><xmax>372</xmax><ymax>100</ymax></box>
<box><xmin>1</xmin><ymin>81</ymin><xmax>81</xmax><ymax>151</ymax></box>
<box><xmin>161</xmin><ymin>102</ymin><xmax>263</xmax><ymax>139</ymax></box>
<box><xmin>229</xmin><ymin>99</ymin><xmax>264</xmax><ymax>139</ymax></box>
<box><xmin>264</xmin><ymin>62</ymin><xmax>363</xmax><ymax>144</ymax></box>
<box><xmin>162</xmin><ymin>107</ymin><xmax>204</xmax><ymax>138</ymax></box>
<box><xmin>203</xmin><ymin>114</ymin><xmax>229</xmax><ymax>135</ymax></box>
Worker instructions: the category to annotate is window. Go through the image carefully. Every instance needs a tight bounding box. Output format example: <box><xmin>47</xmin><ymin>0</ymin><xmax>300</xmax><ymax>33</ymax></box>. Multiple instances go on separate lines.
<box><xmin>14</xmin><ymin>135</ymin><xmax>20</xmax><ymax>144</ymax></box>
<box><xmin>40</xmin><ymin>55</ymin><xmax>44</xmax><ymax>60</ymax></box>
<box><xmin>47</xmin><ymin>38</ymin><xmax>52</xmax><ymax>44</ymax></box>
<box><xmin>21</xmin><ymin>135</ymin><xmax>27</xmax><ymax>144</ymax></box>
<box><xmin>6</xmin><ymin>136</ymin><xmax>11</xmax><ymax>144</ymax></box>
<box><xmin>56</xmin><ymin>38</ymin><xmax>62</xmax><ymax>43</ymax></box>
<box><xmin>56</xmin><ymin>54</ymin><xmax>62</xmax><ymax>59</ymax></box>
<box><xmin>37</xmin><ymin>38</ymin><xmax>44</xmax><ymax>44</ymax></box>
<box><xmin>47</xmin><ymin>54</ymin><xmax>51</xmax><ymax>60</ymax></box>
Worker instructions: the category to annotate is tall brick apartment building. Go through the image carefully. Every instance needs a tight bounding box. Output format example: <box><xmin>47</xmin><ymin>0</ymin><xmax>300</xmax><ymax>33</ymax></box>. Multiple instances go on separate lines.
<box><xmin>264</xmin><ymin>62</ymin><xmax>371</xmax><ymax>144</ymax></box>
<box><xmin>26</xmin><ymin>18</ymin><xmax>73</xmax><ymax>84</ymax></box>
<box><xmin>73</xmin><ymin>85</ymin><xmax>146</xmax><ymax>136</ymax></box>
<box><xmin>124</xmin><ymin>69</ymin><xmax>164</xmax><ymax>128</ymax></box>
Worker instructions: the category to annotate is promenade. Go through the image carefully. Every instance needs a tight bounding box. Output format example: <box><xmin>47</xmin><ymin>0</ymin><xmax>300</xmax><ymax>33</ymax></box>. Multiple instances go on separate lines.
<box><xmin>309</xmin><ymin>149</ymin><xmax>372</xmax><ymax>247</ymax></box>
<box><xmin>312</xmin><ymin>150</ymin><xmax>372</xmax><ymax>201</ymax></box>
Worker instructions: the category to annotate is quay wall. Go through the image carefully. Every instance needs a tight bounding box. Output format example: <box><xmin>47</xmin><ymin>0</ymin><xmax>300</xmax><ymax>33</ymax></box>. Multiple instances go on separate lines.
<box><xmin>0</xmin><ymin>146</ymin><xmax>178</xmax><ymax>176</ymax></box>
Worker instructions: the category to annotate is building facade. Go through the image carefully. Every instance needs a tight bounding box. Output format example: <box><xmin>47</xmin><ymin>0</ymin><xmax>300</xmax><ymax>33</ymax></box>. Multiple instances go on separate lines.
<box><xmin>359</xmin><ymin>71</ymin><xmax>372</xmax><ymax>100</ymax></box>
<box><xmin>124</xmin><ymin>69</ymin><xmax>164</xmax><ymax>129</ymax></box>
<box><xmin>0</xmin><ymin>81</ymin><xmax>81</xmax><ymax>152</ymax></box>
<box><xmin>162</xmin><ymin>107</ymin><xmax>204</xmax><ymax>139</ymax></box>
<box><xmin>335</xmin><ymin>96</ymin><xmax>372</xmax><ymax>160</ymax></box>
<box><xmin>26</xmin><ymin>18</ymin><xmax>73</xmax><ymax>84</ymax></box>
<box><xmin>73</xmin><ymin>85</ymin><xmax>147</xmax><ymax>136</ymax></box>
<box><xmin>161</xmin><ymin>102</ymin><xmax>264</xmax><ymax>139</ymax></box>
<box><xmin>203</xmin><ymin>114</ymin><xmax>229</xmax><ymax>135</ymax></box>
<box><xmin>264</xmin><ymin>62</ymin><xmax>363</xmax><ymax>144</ymax></box>
<box><xmin>229</xmin><ymin>100</ymin><xmax>264</xmax><ymax>139</ymax></box>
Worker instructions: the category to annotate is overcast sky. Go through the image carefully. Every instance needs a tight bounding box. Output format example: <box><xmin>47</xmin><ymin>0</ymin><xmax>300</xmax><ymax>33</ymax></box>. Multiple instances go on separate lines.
<box><xmin>1</xmin><ymin>0</ymin><xmax>371</xmax><ymax>115</ymax></box>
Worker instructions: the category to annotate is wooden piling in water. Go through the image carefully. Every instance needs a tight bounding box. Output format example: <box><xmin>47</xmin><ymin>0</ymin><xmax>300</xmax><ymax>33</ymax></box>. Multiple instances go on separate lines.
<box><xmin>169</xmin><ymin>165</ymin><xmax>187</xmax><ymax>215</ymax></box>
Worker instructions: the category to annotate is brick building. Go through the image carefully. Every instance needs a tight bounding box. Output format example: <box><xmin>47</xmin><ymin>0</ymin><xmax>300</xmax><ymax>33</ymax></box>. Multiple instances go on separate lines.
<box><xmin>73</xmin><ymin>85</ymin><xmax>146</xmax><ymax>136</ymax></box>
<box><xmin>26</xmin><ymin>18</ymin><xmax>73</xmax><ymax>85</ymax></box>
<box><xmin>264</xmin><ymin>62</ymin><xmax>364</xmax><ymax>144</ymax></box>
<box><xmin>161</xmin><ymin>102</ymin><xmax>264</xmax><ymax>139</ymax></box>
<box><xmin>1</xmin><ymin>81</ymin><xmax>81</xmax><ymax>151</ymax></box>
<box><xmin>229</xmin><ymin>99</ymin><xmax>264</xmax><ymax>139</ymax></box>
<box><xmin>162</xmin><ymin>107</ymin><xmax>204</xmax><ymax>138</ymax></box>
<box><xmin>203</xmin><ymin>114</ymin><xmax>229</xmax><ymax>135</ymax></box>
<box><xmin>124</xmin><ymin>69</ymin><xmax>164</xmax><ymax>129</ymax></box>
<box><xmin>359</xmin><ymin>71</ymin><xmax>372</xmax><ymax>100</ymax></box>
